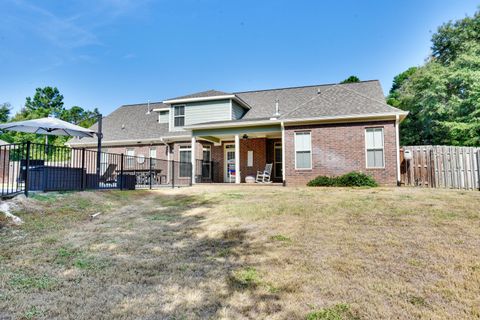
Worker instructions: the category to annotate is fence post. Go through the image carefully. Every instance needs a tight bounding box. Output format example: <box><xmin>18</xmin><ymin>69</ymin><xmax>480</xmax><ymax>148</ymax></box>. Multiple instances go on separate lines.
<box><xmin>190</xmin><ymin>162</ymin><xmax>193</xmax><ymax>187</ymax></box>
<box><xmin>477</xmin><ymin>149</ymin><xmax>480</xmax><ymax>191</ymax></box>
<box><xmin>81</xmin><ymin>148</ymin><xmax>86</xmax><ymax>191</ymax></box>
<box><xmin>120</xmin><ymin>153</ymin><xmax>124</xmax><ymax>191</ymax></box>
<box><xmin>149</xmin><ymin>157</ymin><xmax>153</xmax><ymax>190</ymax></box>
<box><xmin>24</xmin><ymin>141</ymin><xmax>31</xmax><ymax>197</ymax></box>
<box><xmin>171</xmin><ymin>160</ymin><xmax>175</xmax><ymax>189</ymax></box>
<box><xmin>210</xmin><ymin>160</ymin><xmax>214</xmax><ymax>182</ymax></box>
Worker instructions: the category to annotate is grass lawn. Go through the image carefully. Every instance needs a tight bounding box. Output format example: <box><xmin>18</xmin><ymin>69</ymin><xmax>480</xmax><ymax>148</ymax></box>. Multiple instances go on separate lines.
<box><xmin>1</xmin><ymin>186</ymin><xmax>479</xmax><ymax>319</ymax></box>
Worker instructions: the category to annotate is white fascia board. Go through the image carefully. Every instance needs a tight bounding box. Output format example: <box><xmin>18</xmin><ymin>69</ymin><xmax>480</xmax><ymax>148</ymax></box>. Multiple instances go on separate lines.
<box><xmin>232</xmin><ymin>97</ymin><xmax>251</xmax><ymax>109</ymax></box>
<box><xmin>163</xmin><ymin>95</ymin><xmax>236</xmax><ymax>104</ymax></box>
<box><xmin>282</xmin><ymin>112</ymin><xmax>409</xmax><ymax>125</ymax></box>
<box><xmin>67</xmin><ymin>136</ymin><xmax>189</xmax><ymax>148</ymax></box>
<box><xmin>186</xmin><ymin>112</ymin><xmax>409</xmax><ymax>130</ymax></box>
<box><xmin>152</xmin><ymin>107</ymin><xmax>170</xmax><ymax>112</ymax></box>
<box><xmin>163</xmin><ymin>95</ymin><xmax>251</xmax><ymax>110</ymax></box>
<box><xmin>186</xmin><ymin>119</ymin><xmax>281</xmax><ymax>130</ymax></box>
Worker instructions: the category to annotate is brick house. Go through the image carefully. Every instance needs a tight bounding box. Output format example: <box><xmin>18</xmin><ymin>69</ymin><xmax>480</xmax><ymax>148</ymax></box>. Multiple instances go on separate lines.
<box><xmin>68</xmin><ymin>80</ymin><xmax>408</xmax><ymax>186</ymax></box>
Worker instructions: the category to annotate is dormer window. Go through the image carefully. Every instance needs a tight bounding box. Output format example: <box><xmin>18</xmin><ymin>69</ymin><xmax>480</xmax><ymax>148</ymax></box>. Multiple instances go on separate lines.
<box><xmin>174</xmin><ymin>105</ymin><xmax>185</xmax><ymax>127</ymax></box>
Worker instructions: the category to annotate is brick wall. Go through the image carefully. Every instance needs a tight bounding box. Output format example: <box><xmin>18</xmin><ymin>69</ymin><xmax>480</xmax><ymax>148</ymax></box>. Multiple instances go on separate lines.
<box><xmin>284</xmin><ymin>121</ymin><xmax>398</xmax><ymax>186</ymax></box>
<box><xmin>240</xmin><ymin>138</ymin><xmax>267</xmax><ymax>181</ymax></box>
<box><xmin>93</xmin><ymin>144</ymin><xmax>170</xmax><ymax>160</ymax></box>
<box><xmin>0</xmin><ymin>149</ymin><xmax>9</xmax><ymax>183</ymax></box>
<box><xmin>210</xmin><ymin>138</ymin><xmax>269</xmax><ymax>183</ymax></box>
<box><xmin>211</xmin><ymin>144</ymin><xmax>224</xmax><ymax>183</ymax></box>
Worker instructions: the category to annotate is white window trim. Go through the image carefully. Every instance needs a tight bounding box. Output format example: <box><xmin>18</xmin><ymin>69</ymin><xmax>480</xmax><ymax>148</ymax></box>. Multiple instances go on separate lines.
<box><xmin>365</xmin><ymin>127</ymin><xmax>385</xmax><ymax>169</ymax></box>
<box><xmin>294</xmin><ymin>131</ymin><xmax>312</xmax><ymax>170</ymax></box>
<box><xmin>149</xmin><ymin>147</ymin><xmax>157</xmax><ymax>158</ymax></box>
<box><xmin>178</xmin><ymin>145</ymin><xmax>192</xmax><ymax>178</ymax></box>
<box><xmin>202</xmin><ymin>145</ymin><xmax>211</xmax><ymax>161</ymax></box>
<box><xmin>173</xmin><ymin>104</ymin><xmax>186</xmax><ymax>128</ymax></box>
<box><xmin>126</xmin><ymin>148</ymin><xmax>135</xmax><ymax>167</ymax></box>
<box><xmin>247</xmin><ymin>150</ymin><xmax>253</xmax><ymax>167</ymax></box>
<box><xmin>178</xmin><ymin>145</ymin><xmax>192</xmax><ymax>161</ymax></box>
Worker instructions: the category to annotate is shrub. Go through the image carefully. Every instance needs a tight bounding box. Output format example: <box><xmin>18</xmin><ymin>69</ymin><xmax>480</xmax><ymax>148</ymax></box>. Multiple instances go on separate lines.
<box><xmin>306</xmin><ymin>176</ymin><xmax>336</xmax><ymax>187</ymax></box>
<box><xmin>335</xmin><ymin>171</ymin><xmax>378</xmax><ymax>187</ymax></box>
<box><xmin>307</xmin><ymin>172</ymin><xmax>377</xmax><ymax>187</ymax></box>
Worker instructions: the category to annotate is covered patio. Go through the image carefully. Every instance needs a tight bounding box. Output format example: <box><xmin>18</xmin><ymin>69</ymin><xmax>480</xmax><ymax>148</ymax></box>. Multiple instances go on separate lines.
<box><xmin>189</xmin><ymin>122</ymin><xmax>285</xmax><ymax>184</ymax></box>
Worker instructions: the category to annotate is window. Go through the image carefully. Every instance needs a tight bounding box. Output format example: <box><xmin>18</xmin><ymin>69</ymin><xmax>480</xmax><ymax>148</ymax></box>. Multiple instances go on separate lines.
<box><xmin>202</xmin><ymin>146</ymin><xmax>212</xmax><ymax>179</ymax></box>
<box><xmin>100</xmin><ymin>149</ymin><xmax>109</xmax><ymax>175</ymax></box>
<box><xmin>126</xmin><ymin>148</ymin><xmax>135</xmax><ymax>168</ymax></box>
<box><xmin>150</xmin><ymin>147</ymin><xmax>157</xmax><ymax>166</ymax></box>
<box><xmin>247</xmin><ymin>151</ymin><xmax>253</xmax><ymax>167</ymax></box>
<box><xmin>294</xmin><ymin>131</ymin><xmax>312</xmax><ymax>169</ymax></box>
<box><xmin>179</xmin><ymin>145</ymin><xmax>191</xmax><ymax>177</ymax></box>
<box><xmin>174</xmin><ymin>105</ymin><xmax>185</xmax><ymax>127</ymax></box>
<box><xmin>365</xmin><ymin>128</ymin><xmax>384</xmax><ymax>168</ymax></box>
<box><xmin>202</xmin><ymin>145</ymin><xmax>211</xmax><ymax>161</ymax></box>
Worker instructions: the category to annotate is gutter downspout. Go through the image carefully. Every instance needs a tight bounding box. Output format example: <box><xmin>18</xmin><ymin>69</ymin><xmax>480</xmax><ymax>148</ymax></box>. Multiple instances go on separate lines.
<box><xmin>281</xmin><ymin>121</ymin><xmax>286</xmax><ymax>186</ymax></box>
<box><xmin>160</xmin><ymin>138</ymin><xmax>171</xmax><ymax>183</ymax></box>
<box><xmin>395</xmin><ymin>114</ymin><xmax>401</xmax><ymax>186</ymax></box>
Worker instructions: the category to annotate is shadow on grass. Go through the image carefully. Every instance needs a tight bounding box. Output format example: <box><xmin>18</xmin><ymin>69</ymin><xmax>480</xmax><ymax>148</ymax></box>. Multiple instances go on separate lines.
<box><xmin>1</xmin><ymin>191</ymin><xmax>280</xmax><ymax>319</ymax></box>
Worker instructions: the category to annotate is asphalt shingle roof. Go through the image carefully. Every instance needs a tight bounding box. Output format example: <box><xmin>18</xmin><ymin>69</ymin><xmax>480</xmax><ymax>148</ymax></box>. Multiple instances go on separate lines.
<box><xmin>69</xmin><ymin>102</ymin><xmax>189</xmax><ymax>146</ymax></box>
<box><xmin>166</xmin><ymin>90</ymin><xmax>230</xmax><ymax>100</ymax></box>
<box><xmin>234</xmin><ymin>80</ymin><xmax>400</xmax><ymax>120</ymax></box>
<box><xmin>69</xmin><ymin>80</ymin><xmax>403</xmax><ymax>145</ymax></box>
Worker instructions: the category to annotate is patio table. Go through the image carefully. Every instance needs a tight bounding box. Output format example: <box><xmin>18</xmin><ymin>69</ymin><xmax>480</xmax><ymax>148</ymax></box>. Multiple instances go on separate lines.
<box><xmin>116</xmin><ymin>169</ymin><xmax>164</xmax><ymax>185</ymax></box>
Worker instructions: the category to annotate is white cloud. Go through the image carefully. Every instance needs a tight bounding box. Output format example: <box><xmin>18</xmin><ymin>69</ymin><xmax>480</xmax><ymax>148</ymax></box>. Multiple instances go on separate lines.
<box><xmin>9</xmin><ymin>0</ymin><xmax>101</xmax><ymax>49</ymax></box>
<box><xmin>1</xmin><ymin>0</ymin><xmax>151</xmax><ymax>71</ymax></box>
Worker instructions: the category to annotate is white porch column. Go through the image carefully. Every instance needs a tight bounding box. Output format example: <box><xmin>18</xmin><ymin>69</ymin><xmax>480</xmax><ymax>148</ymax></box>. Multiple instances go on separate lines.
<box><xmin>235</xmin><ymin>134</ymin><xmax>241</xmax><ymax>183</ymax></box>
<box><xmin>191</xmin><ymin>136</ymin><xmax>196</xmax><ymax>184</ymax></box>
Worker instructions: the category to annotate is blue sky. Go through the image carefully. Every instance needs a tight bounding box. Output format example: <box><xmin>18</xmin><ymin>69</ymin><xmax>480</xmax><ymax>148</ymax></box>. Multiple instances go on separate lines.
<box><xmin>0</xmin><ymin>0</ymin><xmax>478</xmax><ymax>116</ymax></box>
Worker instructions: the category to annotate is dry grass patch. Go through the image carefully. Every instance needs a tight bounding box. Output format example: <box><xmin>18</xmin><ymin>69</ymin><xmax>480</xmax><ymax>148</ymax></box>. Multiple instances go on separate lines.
<box><xmin>0</xmin><ymin>186</ymin><xmax>479</xmax><ymax>319</ymax></box>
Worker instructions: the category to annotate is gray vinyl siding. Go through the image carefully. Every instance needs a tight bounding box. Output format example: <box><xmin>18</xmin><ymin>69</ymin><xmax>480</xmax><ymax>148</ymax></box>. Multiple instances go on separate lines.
<box><xmin>184</xmin><ymin>100</ymin><xmax>231</xmax><ymax>126</ymax></box>
<box><xmin>232</xmin><ymin>101</ymin><xmax>246</xmax><ymax>120</ymax></box>
<box><xmin>158</xmin><ymin>111</ymin><xmax>169</xmax><ymax>123</ymax></box>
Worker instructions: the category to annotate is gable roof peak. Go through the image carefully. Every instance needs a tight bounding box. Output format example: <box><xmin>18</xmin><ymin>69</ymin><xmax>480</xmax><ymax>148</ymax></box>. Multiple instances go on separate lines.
<box><xmin>165</xmin><ymin>89</ymin><xmax>232</xmax><ymax>101</ymax></box>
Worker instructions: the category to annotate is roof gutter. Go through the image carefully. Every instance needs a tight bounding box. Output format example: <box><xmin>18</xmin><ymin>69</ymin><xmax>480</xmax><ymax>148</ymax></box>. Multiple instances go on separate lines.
<box><xmin>186</xmin><ymin>111</ymin><xmax>409</xmax><ymax>130</ymax></box>
<box><xmin>282</xmin><ymin>111</ymin><xmax>409</xmax><ymax>125</ymax></box>
<box><xmin>67</xmin><ymin>136</ymin><xmax>188</xmax><ymax>148</ymax></box>
<box><xmin>185</xmin><ymin>119</ymin><xmax>281</xmax><ymax>130</ymax></box>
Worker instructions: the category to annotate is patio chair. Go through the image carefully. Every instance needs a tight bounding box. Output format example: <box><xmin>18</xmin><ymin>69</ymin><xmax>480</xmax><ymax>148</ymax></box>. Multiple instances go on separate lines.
<box><xmin>256</xmin><ymin>163</ymin><xmax>273</xmax><ymax>183</ymax></box>
<box><xmin>99</xmin><ymin>164</ymin><xmax>117</xmax><ymax>183</ymax></box>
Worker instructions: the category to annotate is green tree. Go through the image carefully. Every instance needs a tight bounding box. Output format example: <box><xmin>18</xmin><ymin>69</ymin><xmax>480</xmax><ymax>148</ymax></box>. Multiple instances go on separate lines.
<box><xmin>389</xmin><ymin>10</ymin><xmax>480</xmax><ymax>146</ymax></box>
<box><xmin>23</xmin><ymin>87</ymin><xmax>64</xmax><ymax>119</ymax></box>
<box><xmin>0</xmin><ymin>103</ymin><xmax>10</xmax><ymax>123</ymax></box>
<box><xmin>431</xmin><ymin>10</ymin><xmax>480</xmax><ymax>64</ymax></box>
<box><xmin>4</xmin><ymin>87</ymin><xmax>98</xmax><ymax>146</ymax></box>
<box><xmin>61</xmin><ymin>106</ymin><xmax>100</xmax><ymax>127</ymax></box>
<box><xmin>340</xmin><ymin>75</ymin><xmax>360</xmax><ymax>84</ymax></box>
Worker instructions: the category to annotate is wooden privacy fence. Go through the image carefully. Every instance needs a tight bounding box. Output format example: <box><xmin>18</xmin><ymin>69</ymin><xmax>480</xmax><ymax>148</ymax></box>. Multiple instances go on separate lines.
<box><xmin>400</xmin><ymin>145</ymin><xmax>480</xmax><ymax>190</ymax></box>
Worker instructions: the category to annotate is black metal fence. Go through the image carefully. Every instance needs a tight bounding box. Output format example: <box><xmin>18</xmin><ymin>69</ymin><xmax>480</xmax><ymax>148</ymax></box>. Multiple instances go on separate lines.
<box><xmin>0</xmin><ymin>142</ymin><xmax>193</xmax><ymax>198</ymax></box>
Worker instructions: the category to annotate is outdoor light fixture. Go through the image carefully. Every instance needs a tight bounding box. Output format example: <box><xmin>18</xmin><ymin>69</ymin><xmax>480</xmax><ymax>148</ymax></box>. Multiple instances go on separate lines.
<box><xmin>242</xmin><ymin>134</ymin><xmax>248</xmax><ymax>140</ymax></box>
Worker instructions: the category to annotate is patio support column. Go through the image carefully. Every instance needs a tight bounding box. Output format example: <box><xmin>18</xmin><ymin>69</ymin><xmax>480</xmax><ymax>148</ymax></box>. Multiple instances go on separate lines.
<box><xmin>191</xmin><ymin>136</ymin><xmax>196</xmax><ymax>184</ymax></box>
<box><xmin>235</xmin><ymin>134</ymin><xmax>241</xmax><ymax>183</ymax></box>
